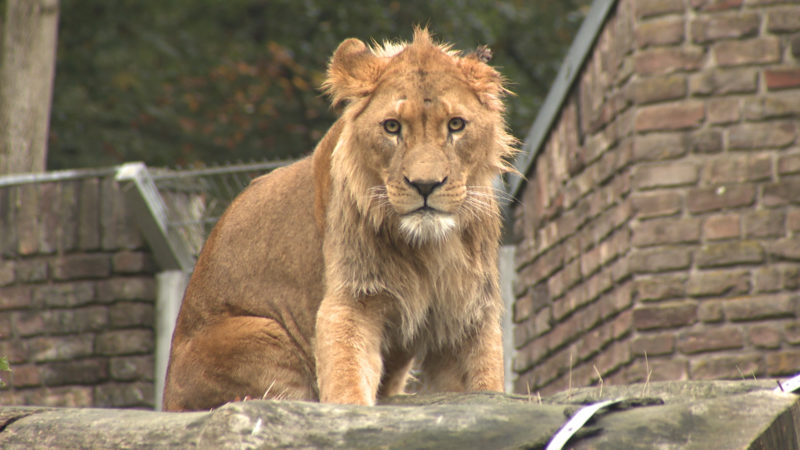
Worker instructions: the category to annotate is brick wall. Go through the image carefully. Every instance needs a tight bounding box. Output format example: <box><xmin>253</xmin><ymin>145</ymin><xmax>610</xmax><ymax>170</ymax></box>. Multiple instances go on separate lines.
<box><xmin>512</xmin><ymin>0</ymin><xmax>800</xmax><ymax>395</ymax></box>
<box><xmin>0</xmin><ymin>172</ymin><xmax>158</xmax><ymax>407</ymax></box>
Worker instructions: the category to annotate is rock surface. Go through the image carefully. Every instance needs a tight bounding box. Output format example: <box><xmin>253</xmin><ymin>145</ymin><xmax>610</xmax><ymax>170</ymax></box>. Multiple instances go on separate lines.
<box><xmin>1</xmin><ymin>381</ymin><xmax>798</xmax><ymax>448</ymax></box>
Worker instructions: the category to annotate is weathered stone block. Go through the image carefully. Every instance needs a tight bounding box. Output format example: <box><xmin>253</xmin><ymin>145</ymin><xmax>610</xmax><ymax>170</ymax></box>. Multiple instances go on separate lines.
<box><xmin>636</xmin><ymin>17</ymin><xmax>685</xmax><ymax>48</ymax></box>
<box><xmin>633</xmin><ymin>274</ymin><xmax>687</xmax><ymax>302</ymax></box>
<box><xmin>96</xmin><ymin>330</ymin><xmax>154</xmax><ymax>356</ymax></box>
<box><xmin>632</xmin><ymin>161</ymin><xmax>698</xmax><ymax>189</ymax></box>
<box><xmin>748</xmin><ymin>324</ymin><xmax>782</xmax><ymax>349</ymax></box>
<box><xmin>767</xmin><ymin>7</ymin><xmax>800</xmax><ymax>33</ymax></box>
<box><xmin>687</xmin><ymin>270</ymin><xmax>750</xmax><ymax>298</ymax></box>
<box><xmin>695</xmin><ymin>240</ymin><xmax>765</xmax><ymax>268</ymax></box>
<box><xmin>629</xmin><ymin>247</ymin><xmax>692</xmax><ymax>273</ymax></box>
<box><xmin>724</xmin><ymin>294</ymin><xmax>798</xmax><ymax>321</ymax></box>
<box><xmin>689</xmin><ymin>68</ymin><xmax>758</xmax><ymax>95</ymax></box>
<box><xmin>109</xmin><ymin>302</ymin><xmax>155</xmax><ymax>328</ymax></box>
<box><xmin>51</xmin><ymin>254</ymin><xmax>112</xmax><ymax>281</ymax></box>
<box><xmin>690</xmin><ymin>12</ymin><xmax>759</xmax><ymax>43</ymax></box>
<box><xmin>678</xmin><ymin>327</ymin><xmax>744</xmax><ymax>354</ymax></box>
<box><xmin>687</xmin><ymin>185</ymin><xmax>756</xmax><ymax>213</ymax></box>
<box><xmin>743</xmin><ymin>210</ymin><xmax>786</xmax><ymax>238</ymax></box>
<box><xmin>631</xmin><ymin>332</ymin><xmax>676</xmax><ymax>356</ymax></box>
<box><xmin>32</xmin><ymin>282</ymin><xmax>95</xmax><ymax>307</ymax></box>
<box><xmin>28</xmin><ymin>335</ymin><xmax>94</xmax><ymax>362</ymax></box>
<box><xmin>40</xmin><ymin>359</ymin><xmax>109</xmax><ymax>386</ymax></box>
<box><xmin>634</xmin><ymin>101</ymin><xmax>705</xmax><ymax>132</ymax></box>
<box><xmin>633</xmin><ymin>300</ymin><xmax>698</xmax><ymax>330</ymax></box>
<box><xmin>713</xmin><ymin>37</ymin><xmax>782</xmax><ymax>66</ymax></box>
<box><xmin>635</xmin><ymin>47</ymin><xmax>705</xmax><ymax>75</ymax></box>
<box><xmin>689</xmin><ymin>353</ymin><xmax>761</xmax><ymax>379</ymax></box>
<box><xmin>632</xmin><ymin>216</ymin><xmax>701</xmax><ymax>247</ymax></box>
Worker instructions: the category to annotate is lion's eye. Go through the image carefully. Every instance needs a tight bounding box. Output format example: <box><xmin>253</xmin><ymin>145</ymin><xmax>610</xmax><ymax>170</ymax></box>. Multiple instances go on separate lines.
<box><xmin>383</xmin><ymin>119</ymin><xmax>401</xmax><ymax>135</ymax></box>
<box><xmin>448</xmin><ymin>117</ymin><xmax>466</xmax><ymax>132</ymax></box>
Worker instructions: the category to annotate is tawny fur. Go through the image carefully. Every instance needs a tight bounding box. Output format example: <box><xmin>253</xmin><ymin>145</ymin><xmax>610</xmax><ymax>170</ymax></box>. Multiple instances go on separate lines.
<box><xmin>162</xmin><ymin>28</ymin><xmax>516</xmax><ymax>410</ymax></box>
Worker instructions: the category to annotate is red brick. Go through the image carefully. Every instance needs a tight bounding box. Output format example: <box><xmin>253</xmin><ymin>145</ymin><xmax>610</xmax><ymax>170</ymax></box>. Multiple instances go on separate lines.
<box><xmin>687</xmin><ymin>184</ymin><xmax>756</xmax><ymax>213</ymax></box>
<box><xmin>713</xmin><ymin>37</ymin><xmax>782</xmax><ymax>67</ymax></box>
<box><xmin>690</xmin><ymin>0</ymin><xmax>744</xmax><ymax>11</ymax></box>
<box><xmin>9</xmin><ymin>364</ymin><xmax>41</xmax><ymax>388</ymax></box>
<box><xmin>0</xmin><ymin>261</ymin><xmax>13</xmax><ymax>287</ymax></box>
<box><xmin>748</xmin><ymin>325</ymin><xmax>782</xmax><ymax>349</ymax></box>
<box><xmin>695</xmin><ymin>240</ymin><xmax>764</xmax><ymax>268</ymax></box>
<box><xmin>32</xmin><ymin>282</ymin><xmax>95</xmax><ymax>308</ymax></box>
<box><xmin>724</xmin><ymin>294</ymin><xmax>798</xmax><ymax>322</ymax></box>
<box><xmin>765</xmin><ymin>350</ymin><xmax>800</xmax><ymax>376</ymax></box>
<box><xmin>690</xmin><ymin>13</ymin><xmax>759</xmax><ymax>43</ymax></box>
<box><xmin>703</xmin><ymin>214</ymin><xmax>740</xmax><ymax>240</ymax></box>
<box><xmin>41</xmin><ymin>359</ymin><xmax>109</xmax><ymax>386</ymax></box>
<box><xmin>707</xmin><ymin>98</ymin><xmax>741</xmax><ymax>124</ymax></box>
<box><xmin>97</xmin><ymin>277</ymin><xmax>156</xmax><ymax>302</ymax></box>
<box><xmin>23</xmin><ymin>387</ymin><xmax>94</xmax><ymax>407</ymax></box>
<box><xmin>632</xmin><ymin>332</ymin><xmax>676</xmax><ymax>356</ymax></box>
<box><xmin>111</xmin><ymin>251</ymin><xmax>155</xmax><ymax>274</ymax></box>
<box><xmin>700</xmin><ymin>154</ymin><xmax>772</xmax><ymax>186</ymax></box>
<box><xmin>633</xmin><ymin>132</ymin><xmax>688</xmax><ymax>162</ymax></box>
<box><xmin>744</xmin><ymin>94</ymin><xmax>800</xmax><ymax>120</ymax></box>
<box><xmin>629</xmin><ymin>247</ymin><xmax>692</xmax><ymax>273</ymax></box>
<box><xmin>766</xmin><ymin>238</ymin><xmax>800</xmax><ymax>261</ymax></box>
<box><xmin>28</xmin><ymin>335</ymin><xmax>94</xmax><ymax>362</ymax></box>
<box><xmin>691</xmin><ymin>129</ymin><xmax>724</xmax><ymax>154</ymax></box>
<box><xmin>765</xmin><ymin>69</ymin><xmax>800</xmax><ymax>91</ymax></box>
<box><xmin>689</xmin><ymin>68</ymin><xmax>758</xmax><ymax>95</ymax></box>
<box><xmin>778</xmin><ymin>153</ymin><xmax>800</xmax><ymax>175</ymax></box>
<box><xmin>633</xmin><ymin>274</ymin><xmax>687</xmax><ymax>302</ymax></box>
<box><xmin>631</xmin><ymin>191</ymin><xmax>683</xmax><ymax>219</ymax></box>
<box><xmin>632</xmin><ymin>217</ymin><xmax>701</xmax><ymax>247</ymax></box>
<box><xmin>0</xmin><ymin>286</ymin><xmax>32</xmax><ymax>310</ymax></box>
<box><xmin>636</xmin><ymin>17</ymin><xmax>685</xmax><ymax>48</ymax></box>
<box><xmin>788</xmin><ymin>209</ymin><xmax>800</xmax><ymax>232</ymax></box>
<box><xmin>96</xmin><ymin>329</ymin><xmax>154</xmax><ymax>356</ymax></box>
<box><xmin>635</xmin><ymin>101</ymin><xmax>705</xmax><ymax>132</ymax></box>
<box><xmin>687</xmin><ymin>270</ymin><xmax>750</xmax><ymax>298</ymax></box>
<box><xmin>109</xmin><ymin>356</ymin><xmax>154</xmax><ymax>381</ymax></box>
<box><xmin>754</xmin><ymin>267</ymin><xmax>782</xmax><ymax>293</ymax></box>
<box><xmin>633</xmin><ymin>300</ymin><xmax>698</xmax><ymax>330</ymax></box>
<box><xmin>637</xmin><ymin>0</ymin><xmax>685</xmax><ymax>18</ymax></box>
<box><xmin>635</xmin><ymin>47</ymin><xmax>705</xmax><ymax>75</ymax></box>
<box><xmin>743</xmin><ymin>210</ymin><xmax>785</xmax><ymax>238</ymax></box>
<box><xmin>677</xmin><ymin>327</ymin><xmax>744</xmax><ymax>354</ymax></box>
<box><xmin>632</xmin><ymin>74</ymin><xmax>687</xmax><ymax>105</ymax></box>
<box><xmin>763</xmin><ymin>180</ymin><xmax>800</xmax><ymax>207</ymax></box>
<box><xmin>785</xmin><ymin>322</ymin><xmax>800</xmax><ymax>345</ymax></box>
<box><xmin>632</xmin><ymin>161</ymin><xmax>698</xmax><ymax>189</ymax></box>
<box><xmin>767</xmin><ymin>8</ymin><xmax>800</xmax><ymax>33</ymax></box>
<box><xmin>699</xmin><ymin>300</ymin><xmax>725</xmax><ymax>323</ymax></box>
<box><xmin>51</xmin><ymin>253</ymin><xmax>111</xmax><ymax>281</ymax></box>
<box><xmin>94</xmin><ymin>381</ymin><xmax>154</xmax><ymax>408</ymax></box>
<box><xmin>690</xmin><ymin>354</ymin><xmax>762</xmax><ymax>379</ymax></box>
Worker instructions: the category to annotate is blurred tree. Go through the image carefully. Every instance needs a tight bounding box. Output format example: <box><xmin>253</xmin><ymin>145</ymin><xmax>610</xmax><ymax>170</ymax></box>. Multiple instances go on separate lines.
<box><xmin>48</xmin><ymin>0</ymin><xmax>591</xmax><ymax>170</ymax></box>
<box><xmin>0</xmin><ymin>0</ymin><xmax>60</xmax><ymax>174</ymax></box>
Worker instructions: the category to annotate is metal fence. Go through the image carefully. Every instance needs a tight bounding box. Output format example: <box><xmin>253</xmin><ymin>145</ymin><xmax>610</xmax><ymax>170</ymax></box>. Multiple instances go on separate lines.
<box><xmin>149</xmin><ymin>159</ymin><xmax>294</xmax><ymax>257</ymax></box>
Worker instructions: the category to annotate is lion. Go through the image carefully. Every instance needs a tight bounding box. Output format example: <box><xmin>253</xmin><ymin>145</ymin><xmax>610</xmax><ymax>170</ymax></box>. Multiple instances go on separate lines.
<box><xmin>162</xmin><ymin>28</ymin><xmax>517</xmax><ymax>411</ymax></box>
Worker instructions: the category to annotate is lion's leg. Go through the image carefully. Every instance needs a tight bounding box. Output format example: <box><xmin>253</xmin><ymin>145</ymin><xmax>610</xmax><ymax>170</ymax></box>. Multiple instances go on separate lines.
<box><xmin>315</xmin><ymin>294</ymin><xmax>387</xmax><ymax>405</ymax></box>
<box><xmin>461</xmin><ymin>317</ymin><xmax>505</xmax><ymax>392</ymax></box>
<box><xmin>163</xmin><ymin>316</ymin><xmax>315</xmax><ymax>411</ymax></box>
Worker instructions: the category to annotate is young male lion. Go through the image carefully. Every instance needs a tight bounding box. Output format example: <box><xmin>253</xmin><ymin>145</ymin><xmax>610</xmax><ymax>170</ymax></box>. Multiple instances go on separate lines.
<box><xmin>162</xmin><ymin>28</ymin><xmax>517</xmax><ymax>410</ymax></box>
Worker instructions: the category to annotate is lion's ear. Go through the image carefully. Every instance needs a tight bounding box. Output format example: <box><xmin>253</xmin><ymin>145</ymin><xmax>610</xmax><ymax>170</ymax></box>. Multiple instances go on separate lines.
<box><xmin>323</xmin><ymin>38</ymin><xmax>385</xmax><ymax>112</ymax></box>
<box><xmin>458</xmin><ymin>48</ymin><xmax>509</xmax><ymax>112</ymax></box>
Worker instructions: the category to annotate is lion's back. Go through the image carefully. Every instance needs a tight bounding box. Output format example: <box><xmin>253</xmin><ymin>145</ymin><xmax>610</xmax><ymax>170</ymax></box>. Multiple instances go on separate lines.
<box><xmin>173</xmin><ymin>156</ymin><xmax>325</xmax><ymax>347</ymax></box>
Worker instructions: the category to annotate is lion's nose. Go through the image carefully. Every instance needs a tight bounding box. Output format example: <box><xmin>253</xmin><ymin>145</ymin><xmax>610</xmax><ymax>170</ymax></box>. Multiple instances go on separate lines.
<box><xmin>404</xmin><ymin>176</ymin><xmax>447</xmax><ymax>198</ymax></box>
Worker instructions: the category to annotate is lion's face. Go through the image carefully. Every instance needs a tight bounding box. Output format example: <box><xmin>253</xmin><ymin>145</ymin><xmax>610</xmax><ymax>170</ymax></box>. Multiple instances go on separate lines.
<box><xmin>324</xmin><ymin>29</ymin><xmax>515</xmax><ymax>245</ymax></box>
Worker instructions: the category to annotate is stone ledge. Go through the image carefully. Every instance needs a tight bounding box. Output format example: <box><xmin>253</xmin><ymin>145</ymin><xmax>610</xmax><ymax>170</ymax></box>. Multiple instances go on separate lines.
<box><xmin>0</xmin><ymin>381</ymin><xmax>798</xmax><ymax>448</ymax></box>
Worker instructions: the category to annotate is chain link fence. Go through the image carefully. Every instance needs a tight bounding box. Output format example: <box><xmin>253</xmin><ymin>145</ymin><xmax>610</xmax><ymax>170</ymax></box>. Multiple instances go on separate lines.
<box><xmin>150</xmin><ymin>159</ymin><xmax>294</xmax><ymax>257</ymax></box>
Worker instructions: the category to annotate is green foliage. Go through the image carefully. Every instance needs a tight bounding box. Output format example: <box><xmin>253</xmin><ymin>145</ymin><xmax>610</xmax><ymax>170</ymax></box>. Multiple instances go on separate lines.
<box><xmin>49</xmin><ymin>0</ymin><xmax>590</xmax><ymax>169</ymax></box>
<box><xmin>0</xmin><ymin>356</ymin><xmax>9</xmax><ymax>387</ymax></box>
